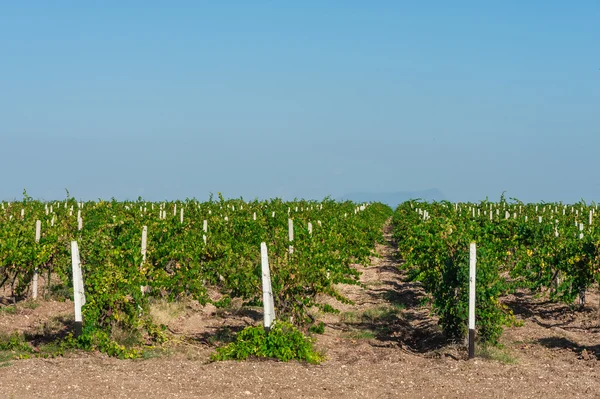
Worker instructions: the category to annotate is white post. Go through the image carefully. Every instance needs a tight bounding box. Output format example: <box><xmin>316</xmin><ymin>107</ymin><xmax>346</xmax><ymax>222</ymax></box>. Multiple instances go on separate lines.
<box><xmin>308</xmin><ymin>222</ymin><xmax>313</xmax><ymax>235</ymax></box>
<box><xmin>173</xmin><ymin>204</ymin><xmax>177</xmax><ymax>216</ymax></box>
<box><xmin>468</xmin><ymin>242</ymin><xmax>476</xmax><ymax>359</ymax></box>
<box><xmin>288</xmin><ymin>218</ymin><xmax>294</xmax><ymax>254</ymax></box>
<box><xmin>180</xmin><ymin>208</ymin><xmax>184</xmax><ymax>223</ymax></box>
<box><xmin>589</xmin><ymin>210</ymin><xmax>593</xmax><ymax>226</ymax></box>
<box><xmin>141</xmin><ymin>226</ymin><xmax>148</xmax><ymax>264</ymax></box>
<box><xmin>260</xmin><ymin>242</ymin><xmax>276</xmax><ymax>330</ymax></box>
<box><xmin>203</xmin><ymin>220</ymin><xmax>208</xmax><ymax>233</ymax></box>
<box><xmin>32</xmin><ymin>220</ymin><xmax>41</xmax><ymax>299</ymax></box>
<box><xmin>35</xmin><ymin>220</ymin><xmax>41</xmax><ymax>242</ymax></box>
<box><xmin>70</xmin><ymin>241</ymin><xmax>85</xmax><ymax>336</ymax></box>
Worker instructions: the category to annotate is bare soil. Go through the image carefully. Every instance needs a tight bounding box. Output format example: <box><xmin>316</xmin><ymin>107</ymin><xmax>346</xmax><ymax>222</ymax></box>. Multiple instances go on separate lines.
<box><xmin>0</xmin><ymin>222</ymin><xmax>599</xmax><ymax>398</ymax></box>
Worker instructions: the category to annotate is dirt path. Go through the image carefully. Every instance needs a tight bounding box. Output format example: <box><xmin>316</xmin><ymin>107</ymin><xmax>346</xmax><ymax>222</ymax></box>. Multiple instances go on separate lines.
<box><xmin>1</xmin><ymin>220</ymin><xmax>599</xmax><ymax>398</ymax></box>
<box><xmin>314</xmin><ymin>221</ymin><xmax>447</xmax><ymax>357</ymax></box>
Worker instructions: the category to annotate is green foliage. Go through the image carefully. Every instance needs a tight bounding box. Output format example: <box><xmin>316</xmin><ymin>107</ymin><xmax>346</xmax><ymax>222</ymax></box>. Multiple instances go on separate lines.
<box><xmin>393</xmin><ymin>201</ymin><xmax>514</xmax><ymax>344</ymax></box>
<box><xmin>478</xmin><ymin>343</ymin><xmax>517</xmax><ymax>364</ymax></box>
<box><xmin>212</xmin><ymin>295</ymin><xmax>232</xmax><ymax>309</ymax></box>
<box><xmin>393</xmin><ymin>199</ymin><xmax>600</xmax><ymax>345</ymax></box>
<box><xmin>0</xmin><ymin>306</ymin><xmax>17</xmax><ymax>315</ymax></box>
<box><xmin>66</xmin><ymin>330</ymin><xmax>141</xmax><ymax>359</ymax></box>
<box><xmin>308</xmin><ymin>321</ymin><xmax>325</xmax><ymax>334</ymax></box>
<box><xmin>0</xmin><ymin>332</ymin><xmax>65</xmax><ymax>360</ymax></box>
<box><xmin>0</xmin><ymin>332</ymin><xmax>32</xmax><ymax>353</ymax></box>
<box><xmin>210</xmin><ymin>321</ymin><xmax>324</xmax><ymax>364</ymax></box>
<box><xmin>0</xmin><ymin>196</ymin><xmax>390</xmax><ymax>357</ymax></box>
<box><xmin>318</xmin><ymin>303</ymin><xmax>340</xmax><ymax>314</ymax></box>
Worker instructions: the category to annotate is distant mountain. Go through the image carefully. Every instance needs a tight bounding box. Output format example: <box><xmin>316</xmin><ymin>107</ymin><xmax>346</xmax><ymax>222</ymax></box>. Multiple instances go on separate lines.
<box><xmin>340</xmin><ymin>189</ymin><xmax>447</xmax><ymax>208</ymax></box>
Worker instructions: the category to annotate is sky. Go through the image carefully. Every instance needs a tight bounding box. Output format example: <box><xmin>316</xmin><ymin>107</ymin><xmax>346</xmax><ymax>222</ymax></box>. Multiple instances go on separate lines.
<box><xmin>1</xmin><ymin>1</ymin><xmax>599</xmax><ymax>203</ymax></box>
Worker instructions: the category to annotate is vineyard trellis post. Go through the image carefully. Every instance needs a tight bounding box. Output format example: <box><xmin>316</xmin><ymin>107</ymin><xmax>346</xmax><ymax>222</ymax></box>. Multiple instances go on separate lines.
<box><xmin>32</xmin><ymin>220</ymin><xmax>41</xmax><ymax>300</ymax></box>
<box><xmin>71</xmin><ymin>241</ymin><xmax>86</xmax><ymax>337</ymax></box>
<box><xmin>288</xmin><ymin>218</ymin><xmax>294</xmax><ymax>254</ymax></box>
<box><xmin>468</xmin><ymin>242</ymin><xmax>476</xmax><ymax>359</ymax></box>
<box><xmin>261</xmin><ymin>242</ymin><xmax>276</xmax><ymax>330</ymax></box>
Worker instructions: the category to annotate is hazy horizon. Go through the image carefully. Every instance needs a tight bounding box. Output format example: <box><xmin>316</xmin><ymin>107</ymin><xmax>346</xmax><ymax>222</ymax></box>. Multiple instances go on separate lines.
<box><xmin>2</xmin><ymin>2</ymin><xmax>599</xmax><ymax>203</ymax></box>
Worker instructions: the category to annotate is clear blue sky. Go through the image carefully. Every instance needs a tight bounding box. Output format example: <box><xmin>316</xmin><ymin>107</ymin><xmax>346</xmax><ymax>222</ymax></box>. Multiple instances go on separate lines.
<box><xmin>1</xmin><ymin>1</ymin><xmax>599</xmax><ymax>202</ymax></box>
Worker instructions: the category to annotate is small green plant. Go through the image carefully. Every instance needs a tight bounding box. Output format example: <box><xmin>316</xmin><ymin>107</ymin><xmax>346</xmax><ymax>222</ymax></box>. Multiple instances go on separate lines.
<box><xmin>210</xmin><ymin>321</ymin><xmax>324</xmax><ymax>364</ymax></box>
<box><xmin>319</xmin><ymin>304</ymin><xmax>340</xmax><ymax>314</ymax></box>
<box><xmin>141</xmin><ymin>347</ymin><xmax>169</xmax><ymax>360</ymax></box>
<box><xmin>340</xmin><ymin>311</ymin><xmax>361</xmax><ymax>323</ymax></box>
<box><xmin>308</xmin><ymin>321</ymin><xmax>325</xmax><ymax>334</ymax></box>
<box><xmin>0</xmin><ymin>331</ymin><xmax>69</xmax><ymax>360</ymax></box>
<box><xmin>213</xmin><ymin>296</ymin><xmax>232</xmax><ymax>309</ymax></box>
<box><xmin>0</xmin><ymin>306</ymin><xmax>17</xmax><ymax>315</ymax></box>
<box><xmin>478</xmin><ymin>343</ymin><xmax>517</xmax><ymax>364</ymax></box>
<box><xmin>342</xmin><ymin>329</ymin><xmax>376</xmax><ymax>340</ymax></box>
<box><xmin>0</xmin><ymin>332</ymin><xmax>34</xmax><ymax>362</ymax></box>
<box><xmin>64</xmin><ymin>330</ymin><xmax>141</xmax><ymax>359</ymax></box>
<box><xmin>362</xmin><ymin>306</ymin><xmax>400</xmax><ymax>323</ymax></box>
<box><xmin>0</xmin><ymin>332</ymin><xmax>32</xmax><ymax>352</ymax></box>
<box><xmin>21</xmin><ymin>301</ymin><xmax>40</xmax><ymax>310</ymax></box>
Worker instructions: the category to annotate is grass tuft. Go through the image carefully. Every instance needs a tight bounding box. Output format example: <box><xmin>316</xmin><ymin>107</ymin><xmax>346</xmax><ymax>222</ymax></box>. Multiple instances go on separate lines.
<box><xmin>478</xmin><ymin>344</ymin><xmax>518</xmax><ymax>364</ymax></box>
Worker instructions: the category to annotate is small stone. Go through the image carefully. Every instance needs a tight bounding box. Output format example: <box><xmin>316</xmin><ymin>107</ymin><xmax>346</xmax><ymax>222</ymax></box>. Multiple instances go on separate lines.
<box><xmin>581</xmin><ymin>349</ymin><xmax>590</xmax><ymax>361</ymax></box>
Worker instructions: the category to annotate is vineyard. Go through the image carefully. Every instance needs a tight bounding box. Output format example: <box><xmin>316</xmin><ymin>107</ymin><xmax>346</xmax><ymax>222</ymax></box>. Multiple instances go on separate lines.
<box><xmin>393</xmin><ymin>197</ymin><xmax>600</xmax><ymax>345</ymax></box>
<box><xmin>1</xmin><ymin>194</ymin><xmax>600</xmax><ymax>397</ymax></box>
<box><xmin>0</xmin><ymin>192</ymin><xmax>391</xmax><ymax>357</ymax></box>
